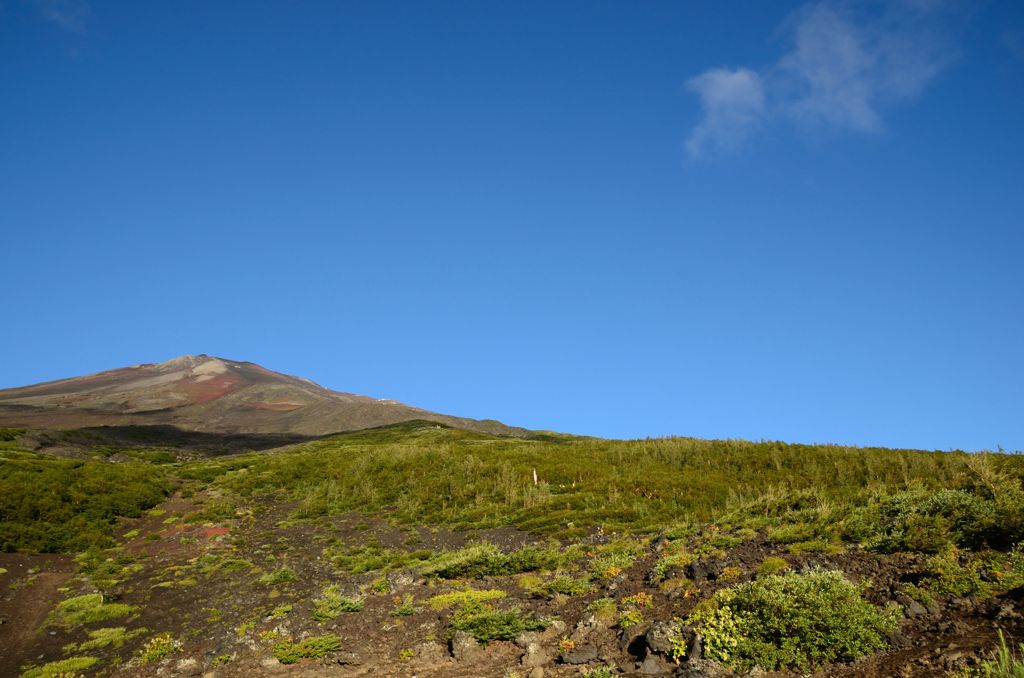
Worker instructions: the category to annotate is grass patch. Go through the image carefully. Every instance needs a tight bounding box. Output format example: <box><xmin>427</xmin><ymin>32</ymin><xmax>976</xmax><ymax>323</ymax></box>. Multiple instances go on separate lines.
<box><xmin>52</xmin><ymin>593</ymin><xmax>139</xmax><ymax>626</ymax></box>
<box><xmin>312</xmin><ymin>586</ymin><xmax>364</xmax><ymax>621</ymax></box>
<box><xmin>427</xmin><ymin>588</ymin><xmax>506</xmax><ymax>610</ymax></box>
<box><xmin>66</xmin><ymin>626</ymin><xmax>148</xmax><ymax>651</ymax></box>
<box><xmin>273</xmin><ymin>634</ymin><xmax>342</xmax><ymax>664</ymax></box>
<box><xmin>419</xmin><ymin>542</ymin><xmax>563</xmax><ymax>579</ymax></box>
<box><xmin>258</xmin><ymin>566</ymin><xmax>297</xmax><ymax>586</ymax></box>
<box><xmin>20</xmin><ymin>656</ymin><xmax>98</xmax><ymax>678</ymax></box>
<box><xmin>136</xmin><ymin>632</ymin><xmax>182</xmax><ymax>664</ymax></box>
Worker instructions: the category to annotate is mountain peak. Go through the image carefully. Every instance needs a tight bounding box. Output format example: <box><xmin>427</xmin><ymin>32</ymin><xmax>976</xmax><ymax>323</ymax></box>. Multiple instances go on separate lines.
<box><xmin>0</xmin><ymin>356</ymin><xmax>525</xmax><ymax>438</ymax></box>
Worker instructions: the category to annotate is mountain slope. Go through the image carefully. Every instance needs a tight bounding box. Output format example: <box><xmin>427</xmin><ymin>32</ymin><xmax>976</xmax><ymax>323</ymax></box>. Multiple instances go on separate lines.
<box><xmin>0</xmin><ymin>355</ymin><xmax>526</xmax><ymax>437</ymax></box>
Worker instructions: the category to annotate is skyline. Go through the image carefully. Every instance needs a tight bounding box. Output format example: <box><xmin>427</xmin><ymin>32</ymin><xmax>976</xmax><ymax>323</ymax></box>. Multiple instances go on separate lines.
<box><xmin>2</xmin><ymin>1</ymin><xmax>1022</xmax><ymax>452</ymax></box>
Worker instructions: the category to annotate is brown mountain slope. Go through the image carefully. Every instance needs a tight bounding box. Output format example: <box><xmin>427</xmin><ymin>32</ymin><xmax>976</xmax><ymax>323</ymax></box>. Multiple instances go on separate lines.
<box><xmin>0</xmin><ymin>355</ymin><xmax>526</xmax><ymax>437</ymax></box>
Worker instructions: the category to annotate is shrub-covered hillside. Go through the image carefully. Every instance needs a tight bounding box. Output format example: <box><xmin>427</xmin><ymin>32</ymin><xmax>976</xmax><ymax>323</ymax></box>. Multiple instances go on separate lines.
<box><xmin>3</xmin><ymin>421</ymin><xmax>1024</xmax><ymax>678</ymax></box>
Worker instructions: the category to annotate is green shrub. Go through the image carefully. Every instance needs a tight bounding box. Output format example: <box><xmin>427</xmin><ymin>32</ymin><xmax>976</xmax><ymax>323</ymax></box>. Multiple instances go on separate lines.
<box><xmin>919</xmin><ymin>546</ymin><xmax>991</xmax><ymax>598</ymax></box>
<box><xmin>687</xmin><ymin>569</ymin><xmax>898</xmax><ymax>671</ymax></box>
<box><xmin>69</xmin><ymin>625</ymin><xmax>147</xmax><ymax>651</ymax></box>
<box><xmin>756</xmin><ymin>557</ymin><xmax>789</xmax><ymax>576</ymax></box>
<box><xmin>427</xmin><ymin>588</ymin><xmax>506</xmax><ymax>610</ymax></box>
<box><xmin>273</xmin><ymin>634</ymin><xmax>342</xmax><ymax>664</ymax></box>
<box><xmin>544</xmin><ymin>575</ymin><xmax>595</xmax><ymax>597</ymax></box>
<box><xmin>259</xmin><ymin>566</ymin><xmax>297</xmax><ymax>586</ymax></box>
<box><xmin>652</xmin><ymin>541</ymin><xmax>694</xmax><ymax>582</ymax></box>
<box><xmin>420</xmin><ymin>543</ymin><xmax>562</xmax><ymax>579</ymax></box>
<box><xmin>617</xmin><ymin>609</ymin><xmax>644</xmax><ymax>629</ymax></box>
<box><xmin>136</xmin><ymin>632</ymin><xmax>182</xmax><ymax>664</ymax></box>
<box><xmin>589</xmin><ymin>539</ymin><xmax>643</xmax><ymax>579</ymax></box>
<box><xmin>449</xmin><ymin>602</ymin><xmax>548</xmax><ymax>643</ymax></box>
<box><xmin>390</xmin><ymin>594</ymin><xmax>417</xmax><ymax>616</ymax></box>
<box><xmin>52</xmin><ymin>593</ymin><xmax>139</xmax><ymax>626</ymax></box>
<box><xmin>585</xmin><ymin>597</ymin><xmax>618</xmax><ymax>623</ymax></box>
<box><xmin>327</xmin><ymin>543</ymin><xmax>433</xmax><ymax>573</ymax></box>
<box><xmin>0</xmin><ymin>455</ymin><xmax>170</xmax><ymax>553</ymax></box>
<box><xmin>20</xmin><ymin>656</ymin><xmax>98</xmax><ymax>678</ymax></box>
<box><xmin>312</xmin><ymin>586</ymin><xmax>364</xmax><ymax>620</ymax></box>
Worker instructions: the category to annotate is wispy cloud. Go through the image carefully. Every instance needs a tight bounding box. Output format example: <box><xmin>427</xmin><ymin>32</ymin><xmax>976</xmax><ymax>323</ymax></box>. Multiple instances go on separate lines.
<box><xmin>686</xmin><ymin>68</ymin><xmax>764</xmax><ymax>159</ymax></box>
<box><xmin>36</xmin><ymin>0</ymin><xmax>90</xmax><ymax>33</ymax></box>
<box><xmin>685</xmin><ymin>1</ymin><xmax>959</xmax><ymax>159</ymax></box>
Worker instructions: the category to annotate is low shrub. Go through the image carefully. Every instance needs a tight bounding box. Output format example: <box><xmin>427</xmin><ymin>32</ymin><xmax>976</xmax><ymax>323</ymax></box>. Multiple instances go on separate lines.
<box><xmin>68</xmin><ymin>626</ymin><xmax>147</xmax><ymax>651</ymax></box>
<box><xmin>390</xmin><ymin>594</ymin><xmax>417</xmax><ymax>616</ymax></box>
<box><xmin>449</xmin><ymin>602</ymin><xmax>548</xmax><ymax>643</ymax></box>
<box><xmin>544</xmin><ymin>575</ymin><xmax>595</xmax><ymax>597</ymax></box>
<box><xmin>52</xmin><ymin>593</ymin><xmax>139</xmax><ymax>626</ymax></box>
<box><xmin>273</xmin><ymin>634</ymin><xmax>342</xmax><ymax>664</ymax></box>
<box><xmin>687</xmin><ymin>568</ymin><xmax>898</xmax><ymax>671</ymax></box>
<box><xmin>258</xmin><ymin>566</ymin><xmax>297</xmax><ymax>586</ymax></box>
<box><xmin>756</xmin><ymin>557</ymin><xmax>789</xmax><ymax>577</ymax></box>
<box><xmin>20</xmin><ymin>656</ymin><xmax>98</xmax><ymax>678</ymax></box>
<box><xmin>427</xmin><ymin>588</ymin><xmax>506</xmax><ymax>610</ymax></box>
<box><xmin>312</xmin><ymin>586</ymin><xmax>364</xmax><ymax>620</ymax></box>
<box><xmin>420</xmin><ymin>543</ymin><xmax>562</xmax><ymax>579</ymax></box>
<box><xmin>136</xmin><ymin>632</ymin><xmax>182</xmax><ymax>664</ymax></box>
<box><xmin>585</xmin><ymin>597</ymin><xmax>618</xmax><ymax>623</ymax></box>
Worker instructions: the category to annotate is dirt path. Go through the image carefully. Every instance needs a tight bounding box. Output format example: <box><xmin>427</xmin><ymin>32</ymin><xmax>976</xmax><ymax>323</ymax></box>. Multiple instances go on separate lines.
<box><xmin>0</xmin><ymin>554</ymin><xmax>75</xmax><ymax>678</ymax></box>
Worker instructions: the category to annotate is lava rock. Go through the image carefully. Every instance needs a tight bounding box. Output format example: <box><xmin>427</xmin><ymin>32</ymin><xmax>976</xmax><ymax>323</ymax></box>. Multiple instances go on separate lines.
<box><xmin>561</xmin><ymin>647</ymin><xmax>599</xmax><ymax>665</ymax></box>
<box><xmin>450</xmin><ymin>630</ymin><xmax>482</xmax><ymax>661</ymax></box>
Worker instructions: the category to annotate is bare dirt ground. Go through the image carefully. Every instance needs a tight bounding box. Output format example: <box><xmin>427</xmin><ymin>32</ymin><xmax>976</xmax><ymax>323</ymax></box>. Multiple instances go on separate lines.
<box><xmin>0</xmin><ymin>553</ymin><xmax>75</xmax><ymax>677</ymax></box>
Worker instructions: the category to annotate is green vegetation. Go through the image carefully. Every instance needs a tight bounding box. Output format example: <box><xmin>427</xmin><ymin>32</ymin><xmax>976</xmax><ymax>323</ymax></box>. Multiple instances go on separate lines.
<box><xmin>449</xmin><ymin>602</ymin><xmax>548</xmax><ymax>643</ymax></box>
<box><xmin>542</xmin><ymin>574</ymin><xmax>594</xmax><ymax>597</ymax></box>
<box><xmin>419</xmin><ymin>542</ymin><xmax>564</xmax><ymax>579</ymax></box>
<box><xmin>755</xmin><ymin>556</ymin><xmax>789</xmax><ymax>576</ymax></box>
<box><xmin>65</xmin><ymin>625</ymin><xmax>148</xmax><ymax>651</ymax></box>
<box><xmin>189</xmin><ymin>422</ymin><xmax>981</xmax><ymax>536</ymax></box>
<box><xmin>20</xmin><ymin>656</ymin><xmax>98</xmax><ymax>678</ymax></box>
<box><xmin>0</xmin><ymin>453</ymin><xmax>170</xmax><ymax>552</ymax></box>
<box><xmin>688</xmin><ymin>569</ymin><xmax>899</xmax><ymax>671</ymax></box>
<box><xmin>51</xmin><ymin>593</ymin><xmax>139</xmax><ymax>626</ymax></box>
<box><xmin>135</xmin><ymin>632</ymin><xmax>182</xmax><ymax>664</ymax></box>
<box><xmin>326</xmin><ymin>542</ymin><xmax>433</xmax><ymax>573</ymax></box>
<box><xmin>258</xmin><ymin>566</ymin><xmax>297</xmax><ymax>586</ymax></box>
<box><xmin>962</xmin><ymin>630</ymin><xmax>1024</xmax><ymax>677</ymax></box>
<box><xmin>427</xmin><ymin>588</ymin><xmax>507</xmax><ymax>610</ymax></box>
<box><xmin>585</xmin><ymin>597</ymin><xmax>618</xmax><ymax>623</ymax></box>
<box><xmin>390</xmin><ymin>594</ymin><xmax>417</xmax><ymax>616</ymax></box>
<box><xmin>312</xmin><ymin>586</ymin><xmax>364</xmax><ymax>620</ymax></box>
<box><xmin>273</xmin><ymin>634</ymin><xmax>342</xmax><ymax>664</ymax></box>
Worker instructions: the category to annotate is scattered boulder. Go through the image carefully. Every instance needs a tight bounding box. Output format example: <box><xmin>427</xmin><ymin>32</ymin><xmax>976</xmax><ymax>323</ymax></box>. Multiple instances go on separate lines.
<box><xmin>335</xmin><ymin>651</ymin><xmax>364</xmax><ymax>665</ymax></box>
<box><xmin>897</xmin><ymin>595</ymin><xmax>927</xmax><ymax>618</ymax></box>
<box><xmin>450</xmin><ymin>630</ymin><xmax>482</xmax><ymax>661</ymax></box>
<box><xmin>687</xmin><ymin>559</ymin><xmax>724</xmax><ymax>582</ymax></box>
<box><xmin>675</xmin><ymin>658</ymin><xmax>734</xmax><ymax>677</ymax></box>
<box><xmin>638</xmin><ymin>654</ymin><xmax>672</xmax><ymax>674</ymax></box>
<box><xmin>561</xmin><ymin>647</ymin><xmax>599</xmax><ymax>665</ymax></box>
<box><xmin>688</xmin><ymin>633</ymin><xmax>704</xmax><ymax>661</ymax></box>
<box><xmin>516</xmin><ymin>632</ymin><xmax>548</xmax><ymax>668</ymax></box>
<box><xmin>643</xmin><ymin>621</ymin><xmax>677</xmax><ymax>656</ymax></box>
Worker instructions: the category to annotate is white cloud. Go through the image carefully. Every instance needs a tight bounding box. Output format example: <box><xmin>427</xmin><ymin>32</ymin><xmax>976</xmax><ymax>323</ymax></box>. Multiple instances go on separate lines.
<box><xmin>685</xmin><ymin>0</ymin><xmax>958</xmax><ymax>158</ymax></box>
<box><xmin>686</xmin><ymin>68</ymin><xmax>765</xmax><ymax>159</ymax></box>
<box><xmin>36</xmin><ymin>0</ymin><xmax>89</xmax><ymax>33</ymax></box>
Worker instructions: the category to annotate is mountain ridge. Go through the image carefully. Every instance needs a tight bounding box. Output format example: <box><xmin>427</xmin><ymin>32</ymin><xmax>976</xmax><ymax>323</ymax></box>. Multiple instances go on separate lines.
<box><xmin>0</xmin><ymin>355</ymin><xmax>527</xmax><ymax>437</ymax></box>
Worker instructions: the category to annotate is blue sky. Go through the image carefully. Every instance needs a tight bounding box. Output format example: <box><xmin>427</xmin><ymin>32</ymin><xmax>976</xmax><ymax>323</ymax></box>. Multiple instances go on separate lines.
<box><xmin>2</xmin><ymin>1</ymin><xmax>1022</xmax><ymax>451</ymax></box>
